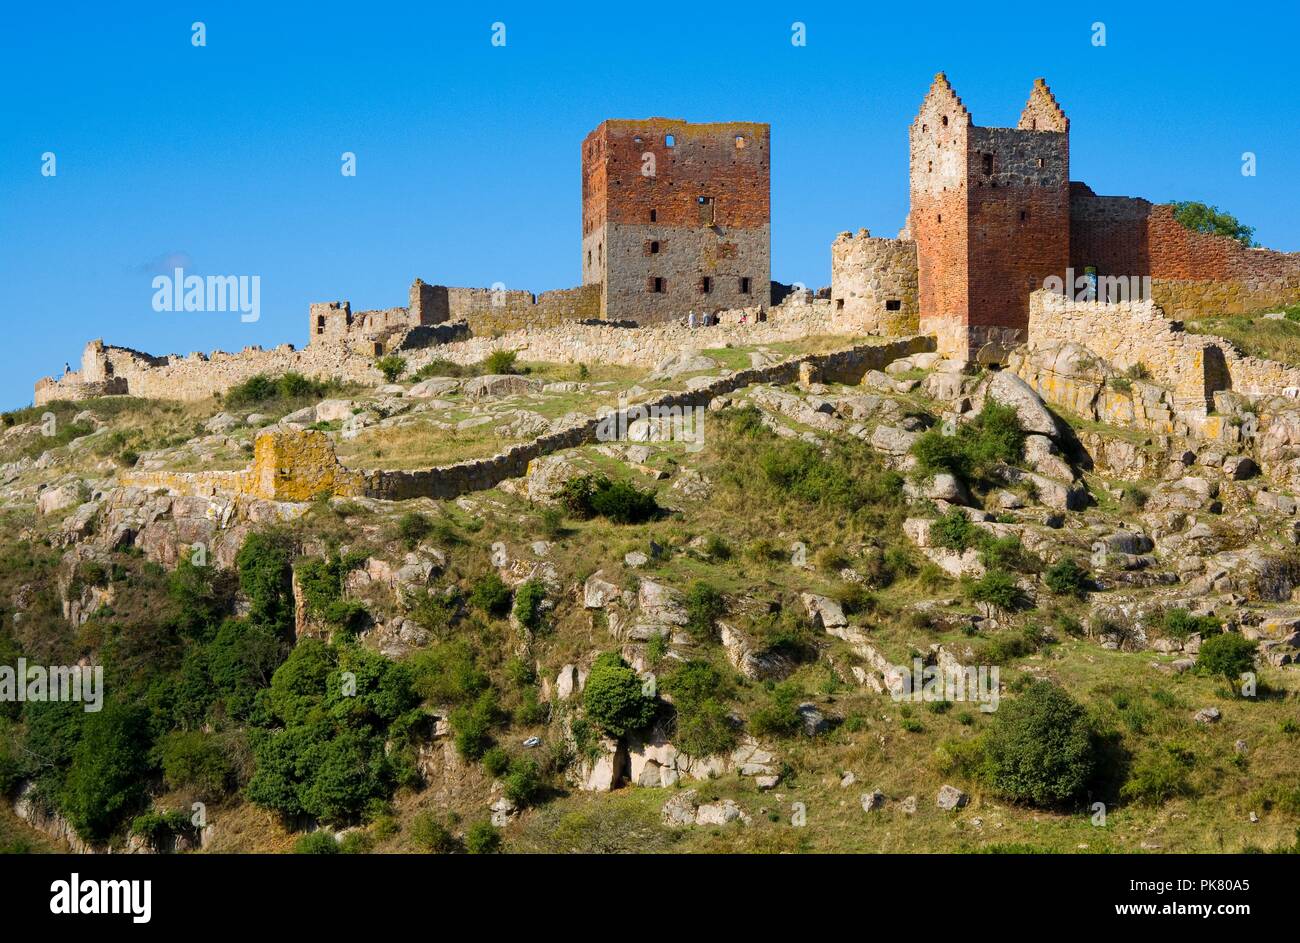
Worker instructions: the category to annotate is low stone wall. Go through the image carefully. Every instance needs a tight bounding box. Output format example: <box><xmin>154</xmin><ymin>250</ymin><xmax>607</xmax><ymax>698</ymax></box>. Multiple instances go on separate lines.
<box><xmin>403</xmin><ymin>299</ymin><xmax>848</xmax><ymax>371</ymax></box>
<box><xmin>1026</xmin><ymin>290</ymin><xmax>1300</xmax><ymax>409</ymax></box>
<box><xmin>121</xmin><ymin>336</ymin><xmax>933</xmax><ymax>504</ymax></box>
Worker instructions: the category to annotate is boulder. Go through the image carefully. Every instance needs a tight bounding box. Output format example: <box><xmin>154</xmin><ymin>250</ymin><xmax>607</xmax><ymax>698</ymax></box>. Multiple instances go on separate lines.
<box><xmin>861</xmin><ymin>790</ymin><xmax>886</xmax><ymax>812</ymax></box>
<box><xmin>986</xmin><ymin>370</ymin><xmax>1060</xmax><ymax>438</ymax></box>
<box><xmin>37</xmin><ymin>482</ymin><xmax>83</xmax><ymax>515</ymax></box>
<box><xmin>407</xmin><ymin>377</ymin><xmax>461</xmax><ymax>398</ymax></box>
<box><xmin>937</xmin><ymin>784</ymin><xmax>969</xmax><ymax>810</ymax></box>
<box><xmin>583</xmin><ymin>571</ymin><xmax>621</xmax><ymax>609</ymax></box>
<box><xmin>314</xmin><ymin>399</ymin><xmax>358</xmax><ymax>422</ymax></box>
<box><xmin>797</xmin><ymin>702</ymin><xmax>830</xmax><ymax>736</ymax></box>
<box><xmin>463</xmin><ymin>374</ymin><xmax>543</xmax><ymax>399</ymax></box>
<box><xmin>801</xmin><ymin>593</ymin><xmax>847</xmax><ymax>629</ymax></box>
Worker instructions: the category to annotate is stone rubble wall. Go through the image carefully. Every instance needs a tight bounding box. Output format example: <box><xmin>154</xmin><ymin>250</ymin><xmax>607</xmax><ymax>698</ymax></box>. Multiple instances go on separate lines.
<box><xmin>1026</xmin><ymin>290</ymin><xmax>1300</xmax><ymax>408</ymax></box>
<box><xmin>120</xmin><ymin>335</ymin><xmax>933</xmax><ymax>504</ymax></box>
<box><xmin>830</xmin><ymin>230</ymin><xmax>919</xmax><ymax>335</ymax></box>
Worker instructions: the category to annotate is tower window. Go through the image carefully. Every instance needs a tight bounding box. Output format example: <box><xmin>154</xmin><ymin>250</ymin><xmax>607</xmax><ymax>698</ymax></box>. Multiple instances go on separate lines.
<box><xmin>698</xmin><ymin>276</ymin><xmax>712</xmax><ymax>294</ymax></box>
<box><xmin>983</xmin><ymin>153</ymin><xmax>994</xmax><ymax>175</ymax></box>
<box><xmin>942</xmin><ymin>115</ymin><xmax>948</xmax><ymax>126</ymax></box>
<box><xmin>665</xmin><ymin>133</ymin><xmax>676</xmax><ymax>147</ymax></box>
<box><xmin>316</xmin><ymin>315</ymin><xmax>326</xmax><ymax>334</ymax></box>
<box><xmin>836</xmin><ymin>299</ymin><xmax>845</xmax><ymax>311</ymax></box>
<box><xmin>1036</xmin><ymin>157</ymin><xmax>1045</xmax><ymax>168</ymax></box>
<box><xmin>1020</xmin><ymin>210</ymin><xmax>1028</xmax><ymax>221</ymax></box>
<box><xmin>648</xmin><ymin>277</ymin><xmax>665</xmax><ymax>293</ymax></box>
<box><xmin>885</xmin><ymin>299</ymin><xmax>901</xmax><ymax>311</ymax></box>
<box><xmin>646</xmin><ymin>240</ymin><xmax>661</xmax><ymax>255</ymax></box>
<box><xmin>739</xmin><ymin>276</ymin><xmax>751</xmax><ymax>294</ymax></box>
<box><xmin>649</xmin><ymin>209</ymin><xmax>657</xmax><ymax>222</ymax></box>
<box><xmin>697</xmin><ymin>195</ymin><xmax>715</xmax><ymax>225</ymax></box>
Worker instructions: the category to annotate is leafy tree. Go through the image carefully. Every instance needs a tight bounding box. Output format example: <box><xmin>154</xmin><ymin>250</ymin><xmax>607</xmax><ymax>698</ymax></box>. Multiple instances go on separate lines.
<box><xmin>1171</xmin><ymin>201</ymin><xmax>1256</xmax><ymax>247</ymax></box>
<box><xmin>468</xmin><ymin>573</ymin><xmax>512</xmax><ymax>618</ymax></box>
<box><xmin>664</xmin><ymin>661</ymin><xmax>737</xmax><ymax>757</ymax></box>
<box><xmin>965</xmin><ymin>569</ymin><xmax>1028</xmax><ymax>618</ymax></box>
<box><xmin>59</xmin><ymin>701</ymin><xmax>152</xmax><ymax>842</ymax></box>
<box><xmin>236</xmin><ymin>531</ymin><xmax>295</xmax><ymax>635</ymax></box>
<box><xmin>502</xmin><ymin>758</ymin><xmax>545</xmax><ymax>806</ymax></box>
<box><xmin>409</xmin><ymin>639</ymin><xmax>490</xmax><ymax>705</ymax></box>
<box><xmin>685</xmin><ymin>581</ymin><xmax>725</xmax><ymax>640</ymax></box>
<box><xmin>268</xmin><ymin>638</ymin><xmax>336</xmax><ymax>726</ymax></box>
<box><xmin>293</xmin><ymin>831</ymin><xmax>340</xmax><ymax>854</ymax></box>
<box><xmin>375</xmin><ymin>355</ymin><xmax>407</xmax><ymax>383</ymax></box>
<box><xmin>465</xmin><ymin>820</ymin><xmax>501</xmax><ymax>854</ymax></box>
<box><xmin>512</xmin><ymin>579</ymin><xmax>546</xmax><ymax>632</ymax></box>
<box><xmin>582</xmin><ymin>653</ymin><xmax>656</xmax><ymax>737</ymax></box>
<box><xmin>749</xmin><ymin>681</ymin><xmax>805</xmax><ymax>738</ymax></box>
<box><xmin>450</xmin><ymin>690</ymin><xmax>499</xmax><ymax>760</ymax></box>
<box><xmin>159</xmin><ymin>730</ymin><xmax>236</xmax><ymax>796</ymax></box>
<box><xmin>983</xmin><ymin>681</ymin><xmax>1095</xmax><ymax>807</ymax></box>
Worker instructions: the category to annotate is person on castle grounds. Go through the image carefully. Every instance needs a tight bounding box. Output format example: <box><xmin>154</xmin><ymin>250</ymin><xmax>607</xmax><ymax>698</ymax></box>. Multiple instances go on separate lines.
<box><xmin>64</xmin><ymin>362</ymin><xmax>71</xmax><ymax>374</ymax></box>
<box><xmin>688</xmin><ymin>310</ymin><xmax>697</xmax><ymax>329</ymax></box>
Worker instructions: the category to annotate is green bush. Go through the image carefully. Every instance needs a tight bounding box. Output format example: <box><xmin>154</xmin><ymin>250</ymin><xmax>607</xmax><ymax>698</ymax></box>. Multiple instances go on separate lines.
<box><xmin>226</xmin><ymin>372</ymin><xmax>332</xmax><ymax>409</ymax></box>
<box><xmin>484</xmin><ymin>350</ymin><xmax>520</xmax><ymax>375</ymax></box>
<box><xmin>1194</xmin><ymin>632</ymin><xmax>1256</xmax><ymax>686</ymax></box>
<box><xmin>556</xmin><ymin>473</ymin><xmax>659</xmax><ymax>523</ymax></box>
<box><xmin>410</xmin><ymin>813</ymin><xmax>461</xmax><ymax>853</ymax></box>
<box><xmin>983</xmin><ymin>680</ymin><xmax>1095</xmax><ymax>807</ymax></box>
<box><xmin>159</xmin><ymin>730</ymin><xmax>236</xmax><ymax>796</ymax></box>
<box><xmin>1161</xmin><ymin>608</ymin><xmax>1222</xmax><ymax>640</ymax></box>
<box><xmin>664</xmin><ymin>661</ymin><xmax>737</xmax><ymax>757</ymax></box>
<box><xmin>295</xmin><ymin>552</ymin><xmax>368</xmax><ymax>634</ymax></box>
<box><xmin>235</xmin><ymin>531</ymin><xmax>295</xmax><ymax>635</ymax></box>
<box><xmin>685</xmin><ymin>581</ymin><xmax>725</xmax><ymax>640</ymax></box>
<box><xmin>409</xmin><ymin>640</ymin><xmax>490</xmax><ymax>704</ymax></box>
<box><xmin>512</xmin><ymin>579</ymin><xmax>546</xmax><ymax>632</ymax></box>
<box><xmin>1043</xmin><ymin>558</ymin><xmax>1090</xmax><ymax>598</ymax></box>
<box><xmin>375</xmin><ymin>355</ymin><xmax>407</xmax><ymax>383</ymax></box>
<box><xmin>481</xmin><ymin>746</ymin><xmax>511</xmax><ymax>778</ymax></box>
<box><xmin>59</xmin><ymin>701</ymin><xmax>152</xmax><ymax>843</ymax></box>
<box><xmin>749</xmin><ymin>681</ymin><xmax>804</xmax><ymax>738</ymax></box>
<box><xmin>965</xmin><ymin>569</ymin><xmax>1028</xmax><ymax>616</ymax></box>
<box><xmin>450</xmin><ymin>690</ymin><xmax>499</xmax><ymax>760</ymax></box>
<box><xmin>396</xmin><ymin>512</ymin><xmax>431</xmax><ymax>548</ymax></box>
<box><xmin>930</xmin><ymin>508</ymin><xmax>978</xmax><ymax>551</ymax></box>
<box><xmin>468</xmin><ymin>573</ymin><xmax>512</xmax><ymax>618</ymax></box>
<box><xmin>582</xmin><ymin>653</ymin><xmax>656</xmax><ymax>737</ymax></box>
<box><xmin>293</xmin><ymin>831</ymin><xmax>340</xmax><ymax>854</ymax></box>
<box><xmin>465</xmin><ymin>820</ymin><xmax>501</xmax><ymax>854</ymax></box>
<box><xmin>502</xmin><ymin>758</ymin><xmax>544</xmax><ymax>806</ymax></box>
<box><xmin>911</xmin><ymin>400</ymin><xmax>1026</xmax><ymax>486</ymax></box>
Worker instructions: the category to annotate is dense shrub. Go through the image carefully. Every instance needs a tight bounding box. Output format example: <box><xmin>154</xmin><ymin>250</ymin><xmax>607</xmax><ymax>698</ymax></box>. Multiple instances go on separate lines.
<box><xmin>1121</xmin><ymin>744</ymin><xmax>1196</xmax><ymax>805</ymax></box>
<box><xmin>225</xmin><ymin>372</ymin><xmax>332</xmax><ymax>409</ymax></box>
<box><xmin>59</xmin><ymin>701</ymin><xmax>152</xmax><ymax>843</ymax></box>
<box><xmin>663</xmin><ymin>661</ymin><xmax>737</xmax><ymax>757</ymax></box>
<box><xmin>512</xmin><ymin>579</ymin><xmax>546</xmax><ymax>632</ymax></box>
<box><xmin>375</xmin><ymin>355</ymin><xmax>407</xmax><ymax>383</ymax></box>
<box><xmin>1171</xmin><ymin>200</ymin><xmax>1255</xmax><ymax>247</ymax></box>
<box><xmin>410</xmin><ymin>813</ymin><xmax>461</xmax><ymax>853</ymax></box>
<box><xmin>465</xmin><ymin>820</ymin><xmax>501</xmax><ymax>854</ymax></box>
<box><xmin>749</xmin><ymin>681</ymin><xmax>805</xmax><ymax>738</ymax></box>
<box><xmin>484</xmin><ymin>350</ymin><xmax>520</xmax><ymax>375</ymax></box>
<box><xmin>295</xmin><ymin>553</ymin><xmax>367</xmax><ymax>634</ymax></box>
<box><xmin>293</xmin><ymin>831</ymin><xmax>340</xmax><ymax>854</ymax></box>
<box><xmin>983</xmin><ymin>681</ymin><xmax>1096</xmax><ymax>807</ymax></box>
<box><xmin>409</xmin><ymin>640</ymin><xmax>490</xmax><ymax>704</ymax></box>
<box><xmin>1194</xmin><ymin>632</ymin><xmax>1257</xmax><ymax>686</ymax></box>
<box><xmin>582</xmin><ymin>653</ymin><xmax>656</xmax><ymax>737</ymax></box>
<box><xmin>502</xmin><ymin>758</ymin><xmax>544</xmax><ymax>806</ymax></box>
<box><xmin>468</xmin><ymin>573</ymin><xmax>512</xmax><ymax>618</ymax></box>
<box><xmin>911</xmin><ymin>400</ymin><xmax>1026</xmax><ymax>487</ymax></box>
<box><xmin>685</xmin><ymin>581</ymin><xmax>725</xmax><ymax>640</ymax></box>
<box><xmin>1043</xmin><ymin>558</ymin><xmax>1090</xmax><ymax>598</ymax></box>
<box><xmin>450</xmin><ymin>690</ymin><xmax>499</xmax><ymax>760</ymax></box>
<box><xmin>930</xmin><ymin>508</ymin><xmax>978</xmax><ymax>551</ymax></box>
<box><xmin>557</xmin><ymin>474</ymin><xmax>660</xmax><ymax>524</ymax></box>
<box><xmin>235</xmin><ymin>531</ymin><xmax>295</xmax><ymax>636</ymax></box>
<box><xmin>159</xmin><ymin>730</ymin><xmax>237</xmax><ymax>796</ymax></box>
<box><xmin>965</xmin><ymin>569</ymin><xmax>1028</xmax><ymax>617</ymax></box>
<box><xmin>1161</xmin><ymin>608</ymin><xmax>1222</xmax><ymax>640</ymax></box>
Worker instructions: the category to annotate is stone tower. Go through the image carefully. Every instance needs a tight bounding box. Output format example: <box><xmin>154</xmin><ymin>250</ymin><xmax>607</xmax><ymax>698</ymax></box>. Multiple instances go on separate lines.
<box><xmin>581</xmin><ymin>118</ymin><xmax>770</xmax><ymax>324</ymax></box>
<box><xmin>909</xmin><ymin>75</ymin><xmax>1070</xmax><ymax>361</ymax></box>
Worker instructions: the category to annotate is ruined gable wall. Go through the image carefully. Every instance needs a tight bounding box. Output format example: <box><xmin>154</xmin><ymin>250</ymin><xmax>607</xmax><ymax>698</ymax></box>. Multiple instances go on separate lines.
<box><xmin>830</xmin><ymin>230</ymin><xmax>918</xmax><ymax>334</ymax></box>
<box><xmin>910</xmin><ymin>78</ymin><xmax>972</xmax><ymax>359</ymax></box>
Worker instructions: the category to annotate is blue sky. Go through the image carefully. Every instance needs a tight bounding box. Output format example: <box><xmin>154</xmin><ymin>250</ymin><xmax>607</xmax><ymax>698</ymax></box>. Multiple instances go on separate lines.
<box><xmin>1</xmin><ymin>1</ymin><xmax>1296</xmax><ymax>409</ymax></box>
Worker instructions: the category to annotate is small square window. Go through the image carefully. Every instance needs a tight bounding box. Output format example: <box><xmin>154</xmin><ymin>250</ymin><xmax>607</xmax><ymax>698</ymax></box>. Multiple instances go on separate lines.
<box><xmin>648</xmin><ymin>277</ymin><xmax>665</xmax><ymax>294</ymax></box>
<box><xmin>885</xmin><ymin>299</ymin><xmax>901</xmax><ymax>311</ymax></box>
<box><xmin>735</xmin><ymin>135</ymin><xmax>745</xmax><ymax>148</ymax></box>
<box><xmin>665</xmin><ymin>133</ymin><xmax>676</xmax><ymax>147</ymax></box>
<box><xmin>739</xmin><ymin>277</ymin><xmax>751</xmax><ymax>294</ymax></box>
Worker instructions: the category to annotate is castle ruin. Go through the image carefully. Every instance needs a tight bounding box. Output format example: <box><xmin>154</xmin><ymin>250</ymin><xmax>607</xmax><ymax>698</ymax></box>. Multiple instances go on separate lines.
<box><xmin>31</xmin><ymin>79</ymin><xmax>1300</xmax><ymax>407</ymax></box>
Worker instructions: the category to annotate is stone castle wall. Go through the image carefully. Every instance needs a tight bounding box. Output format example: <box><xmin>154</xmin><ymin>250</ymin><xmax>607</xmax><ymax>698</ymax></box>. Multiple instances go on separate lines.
<box><xmin>1070</xmin><ymin>184</ymin><xmax>1300</xmax><ymax>319</ymax></box>
<box><xmin>1026</xmin><ymin>290</ymin><xmax>1300</xmax><ymax>408</ymax></box>
<box><xmin>830</xmin><ymin>230</ymin><xmax>919</xmax><ymax>335</ymax></box>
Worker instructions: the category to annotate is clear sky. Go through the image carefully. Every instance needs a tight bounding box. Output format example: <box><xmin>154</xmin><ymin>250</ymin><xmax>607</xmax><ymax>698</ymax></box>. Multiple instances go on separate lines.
<box><xmin>2</xmin><ymin>0</ymin><xmax>1296</xmax><ymax>409</ymax></box>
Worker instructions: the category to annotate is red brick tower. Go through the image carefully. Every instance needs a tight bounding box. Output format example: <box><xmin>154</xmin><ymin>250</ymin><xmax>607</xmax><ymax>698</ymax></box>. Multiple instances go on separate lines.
<box><xmin>581</xmin><ymin>118</ymin><xmax>770</xmax><ymax>324</ymax></box>
<box><xmin>909</xmin><ymin>75</ymin><xmax>1070</xmax><ymax>361</ymax></box>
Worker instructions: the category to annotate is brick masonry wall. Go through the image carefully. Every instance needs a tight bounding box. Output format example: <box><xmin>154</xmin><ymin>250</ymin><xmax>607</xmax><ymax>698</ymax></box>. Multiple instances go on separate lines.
<box><xmin>1070</xmin><ymin>184</ymin><xmax>1300</xmax><ymax>318</ymax></box>
<box><xmin>830</xmin><ymin>230</ymin><xmax>918</xmax><ymax>334</ymax></box>
<box><xmin>582</xmin><ymin>119</ymin><xmax>770</xmax><ymax>323</ymax></box>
